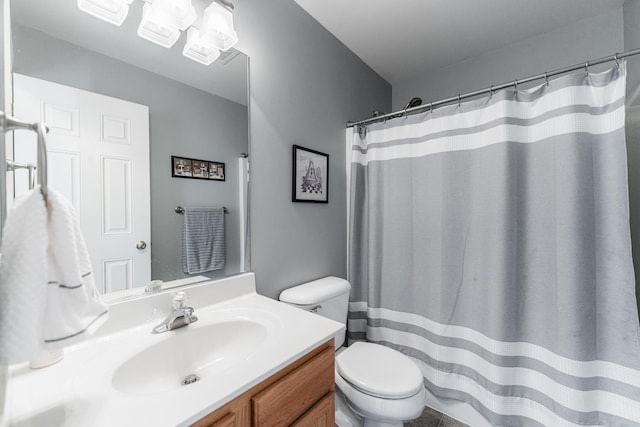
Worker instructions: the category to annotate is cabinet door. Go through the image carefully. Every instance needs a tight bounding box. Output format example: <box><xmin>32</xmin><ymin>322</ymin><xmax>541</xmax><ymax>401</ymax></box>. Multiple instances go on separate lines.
<box><xmin>190</xmin><ymin>341</ymin><xmax>335</xmax><ymax>427</ymax></box>
<box><xmin>252</xmin><ymin>347</ymin><xmax>334</xmax><ymax>425</ymax></box>
<box><xmin>191</xmin><ymin>402</ymin><xmax>250</xmax><ymax>427</ymax></box>
<box><xmin>291</xmin><ymin>393</ymin><xmax>335</xmax><ymax>427</ymax></box>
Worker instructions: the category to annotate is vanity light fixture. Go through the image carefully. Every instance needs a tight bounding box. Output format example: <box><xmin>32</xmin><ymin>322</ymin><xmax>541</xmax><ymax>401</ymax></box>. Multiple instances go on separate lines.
<box><xmin>137</xmin><ymin>0</ymin><xmax>196</xmax><ymax>48</ymax></box>
<box><xmin>76</xmin><ymin>0</ymin><xmax>238</xmax><ymax>66</ymax></box>
<box><xmin>199</xmin><ymin>0</ymin><xmax>238</xmax><ymax>52</ymax></box>
<box><xmin>183</xmin><ymin>27</ymin><xmax>221</xmax><ymax>65</ymax></box>
<box><xmin>77</xmin><ymin>0</ymin><xmax>134</xmax><ymax>26</ymax></box>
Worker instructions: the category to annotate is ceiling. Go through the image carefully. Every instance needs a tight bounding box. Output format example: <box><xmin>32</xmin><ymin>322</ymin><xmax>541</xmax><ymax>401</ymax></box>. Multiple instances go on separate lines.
<box><xmin>293</xmin><ymin>0</ymin><xmax>625</xmax><ymax>86</ymax></box>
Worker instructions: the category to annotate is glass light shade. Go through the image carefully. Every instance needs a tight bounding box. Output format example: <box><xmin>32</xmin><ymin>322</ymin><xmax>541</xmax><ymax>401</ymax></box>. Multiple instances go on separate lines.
<box><xmin>183</xmin><ymin>28</ymin><xmax>221</xmax><ymax>66</ymax></box>
<box><xmin>144</xmin><ymin>0</ymin><xmax>197</xmax><ymax>31</ymax></box>
<box><xmin>137</xmin><ymin>3</ymin><xmax>181</xmax><ymax>48</ymax></box>
<box><xmin>77</xmin><ymin>0</ymin><xmax>133</xmax><ymax>26</ymax></box>
<box><xmin>200</xmin><ymin>2</ymin><xmax>239</xmax><ymax>52</ymax></box>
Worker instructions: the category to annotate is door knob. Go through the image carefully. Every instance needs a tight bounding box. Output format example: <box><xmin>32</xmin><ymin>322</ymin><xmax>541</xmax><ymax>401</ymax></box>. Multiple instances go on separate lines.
<box><xmin>136</xmin><ymin>241</ymin><xmax>147</xmax><ymax>250</ymax></box>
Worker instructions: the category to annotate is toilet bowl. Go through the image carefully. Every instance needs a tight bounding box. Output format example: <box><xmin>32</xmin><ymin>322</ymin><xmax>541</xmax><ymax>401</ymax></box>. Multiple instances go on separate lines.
<box><xmin>279</xmin><ymin>277</ymin><xmax>426</xmax><ymax>427</ymax></box>
<box><xmin>335</xmin><ymin>341</ymin><xmax>426</xmax><ymax>426</ymax></box>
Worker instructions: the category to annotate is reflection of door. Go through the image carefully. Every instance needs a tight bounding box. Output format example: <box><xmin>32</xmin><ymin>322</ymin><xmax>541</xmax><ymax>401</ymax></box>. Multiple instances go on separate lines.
<box><xmin>12</xmin><ymin>74</ymin><xmax>151</xmax><ymax>293</ymax></box>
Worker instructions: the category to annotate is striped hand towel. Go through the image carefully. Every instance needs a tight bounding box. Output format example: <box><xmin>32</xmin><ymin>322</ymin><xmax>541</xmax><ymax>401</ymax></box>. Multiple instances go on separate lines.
<box><xmin>0</xmin><ymin>187</ymin><xmax>108</xmax><ymax>364</ymax></box>
<box><xmin>182</xmin><ymin>207</ymin><xmax>226</xmax><ymax>274</ymax></box>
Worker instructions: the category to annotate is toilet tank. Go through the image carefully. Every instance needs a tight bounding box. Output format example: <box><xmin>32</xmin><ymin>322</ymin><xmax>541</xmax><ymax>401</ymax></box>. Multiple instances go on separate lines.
<box><xmin>279</xmin><ymin>277</ymin><xmax>351</xmax><ymax>348</ymax></box>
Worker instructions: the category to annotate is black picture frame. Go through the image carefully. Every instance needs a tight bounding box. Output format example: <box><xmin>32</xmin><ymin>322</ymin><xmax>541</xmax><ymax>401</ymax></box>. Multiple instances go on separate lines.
<box><xmin>208</xmin><ymin>161</ymin><xmax>226</xmax><ymax>181</ymax></box>
<box><xmin>292</xmin><ymin>145</ymin><xmax>329</xmax><ymax>203</ymax></box>
<box><xmin>171</xmin><ymin>156</ymin><xmax>225</xmax><ymax>181</ymax></box>
<box><xmin>172</xmin><ymin>156</ymin><xmax>193</xmax><ymax>177</ymax></box>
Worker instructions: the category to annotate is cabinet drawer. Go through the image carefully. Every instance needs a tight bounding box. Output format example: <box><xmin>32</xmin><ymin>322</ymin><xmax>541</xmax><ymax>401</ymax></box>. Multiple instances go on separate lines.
<box><xmin>252</xmin><ymin>346</ymin><xmax>335</xmax><ymax>426</ymax></box>
<box><xmin>208</xmin><ymin>413</ymin><xmax>236</xmax><ymax>427</ymax></box>
<box><xmin>190</xmin><ymin>402</ymin><xmax>249</xmax><ymax>427</ymax></box>
<box><xmin>291</xmin><ymin>393</ymin><xmax>335</xmax><ymax>427</ymax></box>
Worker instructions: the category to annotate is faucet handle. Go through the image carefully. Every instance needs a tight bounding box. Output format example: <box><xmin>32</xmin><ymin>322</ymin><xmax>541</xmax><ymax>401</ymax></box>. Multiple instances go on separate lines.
<box><xmin>171</xmin><ymin>291</ymin><xmax>189</xmax><ymax>309</ymax></box>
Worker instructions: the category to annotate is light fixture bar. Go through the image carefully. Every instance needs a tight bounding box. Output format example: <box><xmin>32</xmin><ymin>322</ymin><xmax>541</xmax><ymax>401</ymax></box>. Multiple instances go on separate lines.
<box><xmin>215</xmin><ymin>0</ymin><xmax>234</xmax><ymax>12</ymax></box>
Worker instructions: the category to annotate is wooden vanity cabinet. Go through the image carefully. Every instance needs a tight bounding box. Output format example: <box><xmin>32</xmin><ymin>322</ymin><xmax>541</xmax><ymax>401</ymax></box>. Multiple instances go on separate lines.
<box><xmin>191</xmin><ymin>340</ymin><xmax>335</xmax><ymax>427</ymax></box>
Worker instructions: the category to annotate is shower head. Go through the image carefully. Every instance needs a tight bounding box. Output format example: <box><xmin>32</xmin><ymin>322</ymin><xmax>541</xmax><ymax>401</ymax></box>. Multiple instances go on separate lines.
<box><xmin>403</xmin><ymin>97</ymin><xmax>423</xmax><ymax>110</ymax></box>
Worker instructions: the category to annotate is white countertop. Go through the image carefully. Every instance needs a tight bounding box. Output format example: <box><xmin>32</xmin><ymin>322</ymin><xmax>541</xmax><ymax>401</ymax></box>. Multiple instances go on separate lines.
<box><xmin>5</xmin><ymin>273</ymin><xmax>343</xmax><ymax>427</ymax></box>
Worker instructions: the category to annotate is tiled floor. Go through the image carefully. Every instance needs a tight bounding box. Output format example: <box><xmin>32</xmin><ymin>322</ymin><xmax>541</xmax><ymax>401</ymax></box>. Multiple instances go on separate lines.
<box><xmin>405</xmin><ymin>406</ymin><xmax>469</xmax><ymax>427</ymax></box>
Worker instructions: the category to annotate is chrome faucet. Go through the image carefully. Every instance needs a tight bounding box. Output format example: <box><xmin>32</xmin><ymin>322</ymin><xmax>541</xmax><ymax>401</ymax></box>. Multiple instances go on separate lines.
<box><xmin>151</xmin><ymin>292</ymin><xmax>198</xmax><ymax>334</ymax></box>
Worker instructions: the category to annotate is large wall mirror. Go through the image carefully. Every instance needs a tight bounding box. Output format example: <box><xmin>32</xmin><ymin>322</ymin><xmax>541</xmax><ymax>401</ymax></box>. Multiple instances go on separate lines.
<box><xmin>4</xmin><ymin>0</ymin><xmax>250</xmax><ymax>295</ymax></box>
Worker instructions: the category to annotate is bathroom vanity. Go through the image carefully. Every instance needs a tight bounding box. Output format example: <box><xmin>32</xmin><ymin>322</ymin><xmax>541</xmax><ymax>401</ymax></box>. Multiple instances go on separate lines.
<box><xmin>4</xmin><ymin>273</ymin><xmax>343</xmax><ymax>427</ymax></box>
<box><xmin>193</xmin><ymin>340</ymin><xmax>334</xmax><ymax>426</ymax></box>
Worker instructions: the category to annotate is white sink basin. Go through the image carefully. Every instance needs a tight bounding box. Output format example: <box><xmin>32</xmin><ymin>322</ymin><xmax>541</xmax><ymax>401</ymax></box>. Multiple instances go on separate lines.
<box><xmin>112</xmin><ymin>319</ymin><xmax>268</xmax><ymax>395</ymax></box>
<box><xmin>6</xmin><ymin>274</ymin><xmax>344</xmax><ymax>427</ymax></box>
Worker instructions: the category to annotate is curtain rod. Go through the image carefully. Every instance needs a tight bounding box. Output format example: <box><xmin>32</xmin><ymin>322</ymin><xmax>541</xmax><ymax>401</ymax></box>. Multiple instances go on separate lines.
<box><xmin>346</xmin><ymin>48</ymin><xmax>640</xmax><ymax>128</ymax></box>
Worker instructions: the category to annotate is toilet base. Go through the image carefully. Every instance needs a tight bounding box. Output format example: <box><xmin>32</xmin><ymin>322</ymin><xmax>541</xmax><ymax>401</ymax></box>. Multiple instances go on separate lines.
<box><xmin>364</xmin><ymin>421</ymin><xmax>403</xmax><ymax>427</ymax></box>
<box><xmin>335</xmin><ymin>387</ymin><xmax>363</xmax><ymax>427</ymax></box>
<box><xmin>334</xmin><ymin>387</ymin><xmax>412</xmax><ymax>427</ymax></box>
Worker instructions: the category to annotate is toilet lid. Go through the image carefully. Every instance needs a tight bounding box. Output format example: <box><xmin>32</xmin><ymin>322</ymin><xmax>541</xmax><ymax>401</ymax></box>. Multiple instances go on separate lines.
<box><xmin>336</xmin><ymin>342</ymin><xmax>423</xmax><ymax>399</ymax></box>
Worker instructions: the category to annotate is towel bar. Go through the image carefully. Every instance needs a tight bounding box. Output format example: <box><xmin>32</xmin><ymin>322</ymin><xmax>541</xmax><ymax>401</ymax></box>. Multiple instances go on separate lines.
<box><xmin>175</xmin><ymin>206</ymin><xmax>229</xmax><ymax>214</ymax></box>
<box><xmin>6</xmin><ymin>160</ymin><xmax>37</xmax><ymax>190</ymax></box>
<box><xmin>1</xmin><ymin>111</ymin><xmax>50</xmax><ymax>198</ymax></box>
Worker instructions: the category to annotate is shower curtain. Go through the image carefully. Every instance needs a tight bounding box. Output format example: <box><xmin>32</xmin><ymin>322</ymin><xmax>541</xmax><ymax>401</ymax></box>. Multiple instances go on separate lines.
<box><xmin>348</xmin><ymin>63</ymin><xmax>640</xmax><ymax>426</ymax></box>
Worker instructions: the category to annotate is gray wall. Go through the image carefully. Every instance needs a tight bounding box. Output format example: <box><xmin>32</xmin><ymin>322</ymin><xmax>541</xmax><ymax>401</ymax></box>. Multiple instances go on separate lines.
<box><xmin>393</xmin><ymin>8</ymin><xmax>624</xmax><ymax>110</ymax></box>
<box><xmin>624</xmin><ymin>0</ymin><xmax>640</xmax><ymax>316</ymax></box>
<box><xmin>12</xmin><ymin>24</ymin><xmax>249</xmax><ymax>282</ymax></box>
<box><xmin>233</xmin><ymin>0</ymin><xmax>391</xmax><ymax>298</ymax></box>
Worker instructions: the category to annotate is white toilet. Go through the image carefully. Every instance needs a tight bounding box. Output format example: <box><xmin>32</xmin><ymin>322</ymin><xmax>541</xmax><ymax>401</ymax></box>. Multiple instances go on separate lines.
<box><xmin>279</xmin><ymin>277</ymin><xmax>426</xmax><ymax>427</ymax></box>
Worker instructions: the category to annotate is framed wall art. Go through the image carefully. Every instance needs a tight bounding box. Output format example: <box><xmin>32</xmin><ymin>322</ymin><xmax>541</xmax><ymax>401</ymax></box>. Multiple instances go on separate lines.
<box><xmin>292</xmin><ymin>145</ymin><xmax>328</xmax><ymax>203</ymax></box>
<box><xmin>172</xmin><ymin>156</ymin><xmax>193</xmax><ymax>177</ymax></box>
<box><xmin>208</xmin><ymin>161</ymin><xmax>225</xmax><ymax>181</ymax></box>
<box><xmin>172</xmin><ymin>156</ymin><xmax>225</xmax><ymax>181</ymax></box>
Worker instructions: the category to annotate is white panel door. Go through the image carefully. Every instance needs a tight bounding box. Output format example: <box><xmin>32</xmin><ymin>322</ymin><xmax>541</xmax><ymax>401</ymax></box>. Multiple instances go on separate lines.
<box><xmin>12</xmin><ymin>74</ymin><xmax>151</xmax><ymax>293</ymax></box>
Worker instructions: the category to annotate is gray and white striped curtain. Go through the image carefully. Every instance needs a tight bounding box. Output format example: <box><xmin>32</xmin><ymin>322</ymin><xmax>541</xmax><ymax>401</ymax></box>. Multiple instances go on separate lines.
<box><xmin>348</xmin><ymin>63</ymin><xmax>640</xmax><ymax>426</ymax></box>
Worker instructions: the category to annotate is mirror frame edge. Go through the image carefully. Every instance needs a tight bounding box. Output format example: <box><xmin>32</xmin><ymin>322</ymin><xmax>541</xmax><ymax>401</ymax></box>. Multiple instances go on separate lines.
<box><xmin>245</xmin><ymin>55</ymin><xmax>252</xmax><ymax>274</ymax></box>
<box><xmin>1</xmin><ymin>0</ymin><xmax>11</xmax><ymax>237</ymax></box>
<box><xmin>0</xmin><ymin>0</ymin><xmax>10</xmax><ymax>421</ymax></box>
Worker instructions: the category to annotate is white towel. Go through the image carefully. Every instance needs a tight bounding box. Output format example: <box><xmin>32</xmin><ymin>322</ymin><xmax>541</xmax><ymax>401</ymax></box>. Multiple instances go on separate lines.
<box><xmin>0</xmin><ymin>187</ymin><xmax>108</xmax><ymax>364</ymax></box>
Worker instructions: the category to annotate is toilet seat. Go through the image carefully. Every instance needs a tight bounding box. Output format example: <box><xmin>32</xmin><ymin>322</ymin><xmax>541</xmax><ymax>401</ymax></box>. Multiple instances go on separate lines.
<box><xmin>336</xmin><ymin>342</ymin><xmax>424</xmax><ymax>399</ymax></box>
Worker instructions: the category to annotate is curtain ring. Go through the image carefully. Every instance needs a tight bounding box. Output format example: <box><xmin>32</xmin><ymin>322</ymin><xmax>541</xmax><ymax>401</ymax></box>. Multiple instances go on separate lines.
<box><xmin>614</xmin><ymin>53</ymin><xmax>620</xmax><ymax>68</ymax></box>
<box><xmin>585</xmin><ymin>61</ymin><xmax>590</xmax><ymax>75</ymax></box>
<box><xmin>457</xmin><ymin>94</ymin><xmax>461</xmax><ymax>107</ymax></box>
<box><xmin>430</xmin><ymin>102</ymin><xmax>434</xmax><ymax>114</ymax></box>
<box><xmin>489</xmin><ymin>85</ymin><xmax>494</xmax><ymax>98</ymax></box>
<box><xmin>358</xmin><ymin>124</ymin><xmax>367</xmax><ymax>138</ymax></box>
<box><xmin>513</xmin><ymin>79</ymin><xmax>519</xmax><ymax>90</ymax></box>
<box><xmin>544</xmin><ymin>72</ymin><xmax>549</xmax><ymax>86</ymax></box>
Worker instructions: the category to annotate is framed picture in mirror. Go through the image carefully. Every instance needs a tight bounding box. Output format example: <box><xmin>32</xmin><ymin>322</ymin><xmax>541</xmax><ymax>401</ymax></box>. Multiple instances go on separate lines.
<box><xmin>172</xmin><ymin>156</ymin><xmax>193</xmax><ymax>177</ymax></box>
<box><xmin>172</xmin><ymin>156</ymin><xmax>226</xmax><ymax>181</ymax></box>
<box><xmin>194</xmin><ymin>160</ymin><xmax>211</xmax><ymax>178</ymax></box>
<box><xmin>208</xmin><ymin>161</ymin><xmax>226</xmax><ymax>181</ymax></box>
<box><xmin>292</xmin><ymin>145</ymin><xmax>329</xmax><ymax>203</ymax></box>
